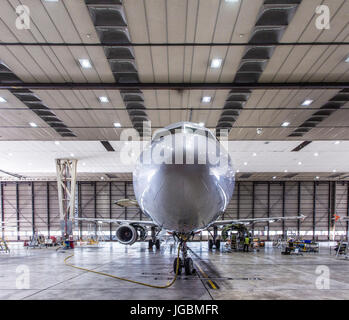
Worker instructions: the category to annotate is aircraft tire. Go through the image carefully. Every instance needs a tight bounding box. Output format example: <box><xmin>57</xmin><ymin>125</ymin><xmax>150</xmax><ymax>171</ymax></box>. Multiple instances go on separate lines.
<box><xmin>208</xmin><ymin>239</ymin><xmax>213</xmax><ymax>250</ymax></box>
<box><xmin>215</xmin><ymin>239</ymin><xmax>221</xmax><ymax>250</ymax></box>
<box><xmin>173</xmin><ymin>258</ymin><xmax>182</xmax><ymax>275</ymax></box>
<box><xmin>184</xmin><ymin>257</ymin><xmax>194</xmax><ymax>275</ymax></box>
<box><xmin>155</xmin><ymin>239</ymin><xmax>160</xmax><ymax>250</ymax></box>
<box><xmin>148</xmin><ymin>239</ymin><xmax>153</xmax><ymax>249</ymax></box>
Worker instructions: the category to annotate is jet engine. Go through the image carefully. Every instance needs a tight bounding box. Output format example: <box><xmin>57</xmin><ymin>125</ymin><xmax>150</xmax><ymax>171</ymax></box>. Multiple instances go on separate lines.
<box><xmin>115</xmin><ymin>224</ymin><xmax>138</xmax><ymax>245</ymax></box>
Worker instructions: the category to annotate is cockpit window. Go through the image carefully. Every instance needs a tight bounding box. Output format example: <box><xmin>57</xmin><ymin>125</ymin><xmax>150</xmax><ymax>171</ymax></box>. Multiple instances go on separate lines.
<box><xmin>152</xmin><ymin>125</ymin><xmax>215</xmax><ymax>141</ymax></box>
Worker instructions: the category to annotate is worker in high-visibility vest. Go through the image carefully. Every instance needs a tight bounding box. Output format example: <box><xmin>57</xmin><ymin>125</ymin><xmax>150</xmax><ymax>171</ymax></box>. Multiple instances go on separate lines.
<box><xmin>243</xmin><ymin>235</ymin><xmax>250</xmax><ymax>252</ymax></box>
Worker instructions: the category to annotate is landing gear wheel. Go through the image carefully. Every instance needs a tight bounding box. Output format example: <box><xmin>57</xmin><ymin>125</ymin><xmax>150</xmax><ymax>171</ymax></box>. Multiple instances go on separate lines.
<box><xmin>173</xmin><ymin>257</ymin><xmax>182</xmax><ymax>275</ymax></box>
<box><xmin>148</xmin><ymin>239</ymin><xmax>153</xmax><ymax>249</ymax></box>
<box><xmin>208</xmin><ymin>239</ymin><xmax>213</xmax><ymax>250</ymax></box>
<box><xmin>155</xmin><ymin>239</ymin><xmax>160</xmax><ymax>250</ymax></box>
<box><xmin>215</xmin><ymin>239</ymin><xmax>221</xmax><ymax>250</ymax></box>
<box><xmin>184</xmin><ymin>257</ymin><xmax>195</xmax><ymax>275</ymax></box>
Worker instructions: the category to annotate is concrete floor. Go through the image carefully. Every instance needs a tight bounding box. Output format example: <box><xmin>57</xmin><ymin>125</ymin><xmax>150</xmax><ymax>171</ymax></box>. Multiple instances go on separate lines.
<box><xmin>1</xmin><ymin>241</ymin><xmax>348</xmax><ymax>300</ymax></box>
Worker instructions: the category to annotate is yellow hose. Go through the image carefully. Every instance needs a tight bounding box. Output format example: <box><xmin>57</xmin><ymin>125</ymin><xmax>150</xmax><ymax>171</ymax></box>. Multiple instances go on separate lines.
<box><xmin>64</xmin><ymin>243</ymin><xmax>181</xmax><ymax>289</ymax></box>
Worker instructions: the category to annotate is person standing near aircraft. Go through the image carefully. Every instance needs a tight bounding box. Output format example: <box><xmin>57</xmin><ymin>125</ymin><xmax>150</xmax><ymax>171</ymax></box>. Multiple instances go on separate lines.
<box><xmin>243</xmin><ymin>234</ymin><xmax>250</xmax><ymax>252</ymax></box>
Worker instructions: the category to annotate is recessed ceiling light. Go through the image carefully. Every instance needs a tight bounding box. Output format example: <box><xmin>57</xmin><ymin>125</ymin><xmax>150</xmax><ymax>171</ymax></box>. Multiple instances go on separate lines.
<box><xmin>333</xmin><ymin>169</ymin><xmax>337</xmax><ymax>173</ymax></box>
<box><xmin>298</xmin><ymin>161</ymin><xmax>302</xmax><ymax>165</ymax></box>
<box><xmin>78</xmin><ymin>58</ymin><xmax>92</xmax><ymax>69</ymax></box>
<box><xmin>314</xmin><ymin>152</ymin><xmax>319</xmax><ymax>157</ymax></box>
<box><xmin>0</xmin><ymin>97</ymin><xmax>7</xmax><ymax>103</ymax></box>
<box><xmin>284</xmin><ymin>169</ymin><xmax>288</xmax><ymax>173</ymax></box>
<box><xmin>273</xmin><ymin>176</ymin><xmax>277</xmax><ymax>179</ymax></box>
<box><xmin>334</xmin><ymin>141</ymin><xmax>340</xmax><ymax>145</ymax></box>
<box><xmin>70</xmin><ymin>153</ymin><xmax>74</xmax><ymax>157</ymax></box>
<box><xmin>225</xmin><ymin>0</ymin><xmax>239</xmax><ymax>2</ymax></box>
<box><xmin>252</xmin><ymin>152</ymin><xmax>257</xmax><ymax>157</ymax></box>
<box><xmin>99</xmin><ymin>96</ymin><xmax>109</xmax><ymax>103</ymax></box>
<box><xmin>8</xmin><ymin>152</ymin><xmax>13</xmax><ymax>156</ymax></box>
<box><xmin>281</xmin><ymin>121</ymin><xmax>290</xmax><ymax>127</ymax></box>
<box><xmin>244</xmin><ymin>162</ymin><xmax>248</xmax><ymax>166</ymax></box>
<box><xmin>315</xmin><ymin>176</ymin><xmax>320</xmax><ymax>180</ymax></box>
<box><xmin>101</xmin><ymin>176</ymin><xmax>104</xmax><ymax>180</ymax></box>
<box><xmin>198</xmin><ymin>122</ymin><xmax>205</xmax><ymax>127</ymax></box>
<box><xmin>113</xmin><ymin>122</ymin><xmax>121</xmax><ymax>128</ymax></box>
<box><xmin>82</xmin><ymin>162</ymin><xmax>86</xmax><ymax>166</ymax></box>
<box><xmin>236</xmin><ymin>169</ymin><xmax>240</xmax><ymax>173</ymax></box>
<box><xmin>54</xmin><ymin>141</ymin><xmax>60</xmax><ymax>145</ymax></box>
<box><xmin>29</xmin><ymin>122</ymin><xmax>37</xmax><ymax>127</ymax></box>
<box><xmin>45</xmin><ymin>0</ymin><xmax>59</xmax><ymax>2</ymax></box>
<box><xmin>345</xmin><ymin>55</ymin><xmax>349</xmax><ymax>63</ymax></box>
<box><xmin>202</xmin><ymin>96</ymin><xmax>212</xmax><ymax>103</ymax></box>
<box><xmin>210</xmin><ymin>58</ymin><xmax>222</xmax><ymax>69</ymax></box>
<box><xmin>302</xmin><ymin>99</ymin><xmax>313</xmax><ymax>106</ymax></box>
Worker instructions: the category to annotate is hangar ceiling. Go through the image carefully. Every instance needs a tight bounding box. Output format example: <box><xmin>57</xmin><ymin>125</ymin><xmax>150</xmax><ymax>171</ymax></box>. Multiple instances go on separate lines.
<box><xmin>0</xmin><ymin>0</ymin><xmax>348</xmax><ymax>178</ymax></box>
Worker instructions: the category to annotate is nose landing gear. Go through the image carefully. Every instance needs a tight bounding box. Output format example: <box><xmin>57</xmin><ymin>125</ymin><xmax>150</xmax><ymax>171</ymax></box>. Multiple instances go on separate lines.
<box><xmin>172</xmin><ymin>236</ymin><xmax>196</xmax><ymax>276</ymax></box>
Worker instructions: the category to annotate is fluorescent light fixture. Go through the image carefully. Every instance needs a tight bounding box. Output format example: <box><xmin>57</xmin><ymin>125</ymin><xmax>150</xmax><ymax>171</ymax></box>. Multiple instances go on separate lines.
<box><xmin>78</xmin><ymin>58</ymin><xmax>92</xmax><ymax>69</ymax></box>
<box><xmin>0</xmin><ymin>97</ymin><xmax>7</xmax><ymax>103</ymax></box>
<box><xmin>315</xmin><ymin>176</ymin><xmax>320</xmax><ymax>180</ymax></box>
<box><xmin>334</xmin><ymin>141</ymin><xmax>340</xmax><ymax>145</ymax></box>
<box><xmin>198</xmin><ymin>122</ymin><xmax>205</xmax><ymax>127</ymax></box>
<box><xmin>345</xmin><ymin>55</ymin><xmax>349</xmax><ymax>63</ymax></box>
<box><xmin>284</xmin><ymin>169</ymin><xmax>288</xmax><ymax>173</ymax></box>
<box><xmin>202</xmin><ymin>96</ymin><xmax>212</xmax><ymax>103</ymax></box>
<box><xmin>333</xmin><ymin>169</ymin><xmax>337</xmax><ymax>173</ymax></box>
<box><xmin>302</xmin><ymin>99</ymin><xmax>313</xmax><ymax>106</ymax></box>
<box><xmin>225</xmin><ymin>0</ymin><xmax>239</xmax><ymax>3</ymax></box>
<box><xmin>101</xmin><ymin>176</ymin><xmax>104</xmax><ymax>180</ymax></box>
<box><xmin>281</xmin><ymin>121</ymin><xmax>290</xmax><ymax>127</ymax></box>
<box><xmin>54</xmin><ymin>141</ymin><xmax>60</xmax><ymax>145</ymax></box>
<box><xmin>45</xmin><ymin>0</ymin><xmax>59</xmax><ymax>2</ymax></box>
<box><xmin>210</xmin><ymin>58</ymin><xmax>222</xmax><ymax>69</ymax></box>
<box><xmin>314</xmin><ymin>152</ymin><xmax>319</xmax><ymax>157</ymax></box>
<box><xmin>8</xmin><ymin>153</ymin><xmax>13</xmax><ymax>156</ymax></box>
<box><xmin>273</xmin><ymin>176</ymin><xmax>277</xmax><ymax>179</ymax></box>
<box><xmin>236</xmin><ymin>169</ymin><xmax>240</xmax><ymax>173</ymax></box>
<box><xmin>99</xmin><ymin>96</ymin><xmax>109</xmax><ymax>103</ymax></box>
<box><xmin>252</xmin><ymin>152</ymin><xmax>257</xmax><ymax>157</ymax></box>
<box><xmin>82</xmin><ymin>162</ymin><xmax>86</xmax><ymax>166</ymax></box>
<box><xmin>298</xmin><ymin>161</ymin><xmax>302</xmax><ymax>165</ymax></box>
<box><xmin>244</xmin><ymin>162</ymin><xmax>248</xmax><ymax>166</ymax></box>
<box><xmin>29</xmin><ymin>122</ymin><xmax>37</xmax><ymax>127</ymax></box>
<box><xmin>70</xmin><ymin>153</ymin><xmax>74</xmax><ymax>157</ymax></box>
<box><xmin>113</xmin><ymin>122</ymin><xmax>121</xmax><ymax>128</ymax></box>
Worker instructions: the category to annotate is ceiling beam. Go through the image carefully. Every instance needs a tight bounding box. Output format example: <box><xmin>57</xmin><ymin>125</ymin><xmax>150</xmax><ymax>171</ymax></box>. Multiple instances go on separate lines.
<box><xmin>2</xmin><ymin>82</ymin><xmax>349</xmax><ymax>90</ymax></box>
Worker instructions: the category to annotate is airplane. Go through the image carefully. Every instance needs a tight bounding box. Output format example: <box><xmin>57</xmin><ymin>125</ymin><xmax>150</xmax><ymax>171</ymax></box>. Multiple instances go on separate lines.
<box><xmin>76</xmin><ymin>122</ymin><xmax>306</xmax><ymax>275</ymax></box>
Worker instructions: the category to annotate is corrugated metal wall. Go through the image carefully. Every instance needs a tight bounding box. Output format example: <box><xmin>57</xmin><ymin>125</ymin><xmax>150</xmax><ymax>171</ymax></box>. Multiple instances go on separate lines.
<box><xmin>1</xmin><ymin>181</ymin><xmax>348</xmax><ymax>241</ymax></box>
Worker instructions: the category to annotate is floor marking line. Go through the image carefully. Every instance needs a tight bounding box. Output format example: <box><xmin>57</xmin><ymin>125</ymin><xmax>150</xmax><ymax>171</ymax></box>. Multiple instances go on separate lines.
<box><xmin>193</xmin><ymin>261</ymin><xmax>217</xmax><ymax>290</ymax></box>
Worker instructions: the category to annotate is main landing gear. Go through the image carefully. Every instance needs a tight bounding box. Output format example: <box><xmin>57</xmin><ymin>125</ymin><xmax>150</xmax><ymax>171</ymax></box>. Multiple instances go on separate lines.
<box><xmin>148</xmin><ymin>227</ymin><xmax>161</xmax><ymax>250</ymax></box>
<box><xmin>172</xmin><ymin>238</ymin><xmax>196</xmax><ymax>276</ymax></box>
<box><xmin>208</xmin><ymin>226</ymin><xmax>221</xmax><ymax>250</ymax></box>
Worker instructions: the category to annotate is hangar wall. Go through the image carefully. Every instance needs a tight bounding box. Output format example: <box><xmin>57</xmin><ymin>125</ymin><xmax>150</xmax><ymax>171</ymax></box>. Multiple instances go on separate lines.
<box><xmin>1</xmin><ymin>181</ymin><xmax>348</xmax><ymax>241</ymax></box>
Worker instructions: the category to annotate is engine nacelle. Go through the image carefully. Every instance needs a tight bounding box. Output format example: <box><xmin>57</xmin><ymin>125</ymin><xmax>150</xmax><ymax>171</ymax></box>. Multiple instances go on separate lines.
<box><xmin>115</xmin><ymin>224</ymin><xmax>138</xmax><ymax>245</ymax></box>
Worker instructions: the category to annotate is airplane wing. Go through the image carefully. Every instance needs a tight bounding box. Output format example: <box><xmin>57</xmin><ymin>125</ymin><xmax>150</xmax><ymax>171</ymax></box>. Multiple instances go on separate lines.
<box><xmin>212</xmin><ymin>214</ymin><xmax>306</xmax><ymax>226</ymax></box>
<box><xmin>74</xmin><ymin>217</ymin><xmax>157</xmax><ymax>227</ymax></box>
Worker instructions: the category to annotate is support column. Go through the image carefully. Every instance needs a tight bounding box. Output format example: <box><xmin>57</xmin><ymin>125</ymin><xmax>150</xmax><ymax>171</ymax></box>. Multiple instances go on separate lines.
<box><xmin>47</xmin><ymin>182</ymin><xmax>50</xmax><ymax>238</ymax></box>
<box><xmin>282</xmin><ymin>182</ymin><xmax>286</xmax><ymax>238</ymax></box>
<box><xmin>297</xmin><ymin>182</ymin><xmax>301</xmax><ymax>236</ymax></box>
<box><xmin>252</xmin><ymin>182</ymin><xmax>255</xmax><ymax>236</ymax></box>
<box><xmin>0</xmin><ymin>182</ymin><xmax>4</xmax><ymax>239</ymax></box>
<box><xmin>31</xmin><ymin>182</ymin><xmax>35</xmax><ymax>236</ymax></box>
<box><xmin>109</xmin><ymin>182</ymin><xmax>112</xmax><ymax>240</ymax></box>
<box><xmin>56</xmin><ymin>159</ymin><xmax>78</xmax><ymax>239</ymax></box>
<box><xmin>237</xmin><ymin>182</ymin><xmax>240</xmax><ymax>220</ymax></box>
<box><xmin>313</xmin><ymin>182</ymin><xmax>317</xmax><ymax>241</ymax></box>
<box><xmin>347</xmin><ymin>182</ymin><xmax>349</xmax><ymax>241</ymax></box>
<box><xmin>16</xmin><ymin>182</ymin><xmax>19</xmax><ymax>241</ymax></box>
<box><xmin>267</xmin><ymin>182</ymin><xmax>270</xmax><ymax>241</ymax></box>
<box><xmin>94</xmin><ymin>182</ymin><xmax>97</xmax><ymax>235</ymax></box>
<box><xmin>330</xmin><ymin>182</ymin><xmax>336</xmax><ymax>241</ymax></box>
